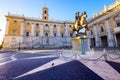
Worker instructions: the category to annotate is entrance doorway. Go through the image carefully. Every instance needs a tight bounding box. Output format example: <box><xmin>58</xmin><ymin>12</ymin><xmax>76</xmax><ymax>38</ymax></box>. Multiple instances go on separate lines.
<box><xmin>91</xmin><ymin>38</ymin><xmax>95</xmax><ymax>47</ymax></box>
<box><xmin>46</xmin><ymin>38</ymin><xmax>49</xmax><ymax>45</ymax></box>
<box><xmin>116</xmin><ymin>33</ymin><xmax>120</xmax><ymax>47</ymax></box>
<box><xmin>101</xmin><ymin>36</ymin><xmax>108</xmax><ymax>47</ymax></box>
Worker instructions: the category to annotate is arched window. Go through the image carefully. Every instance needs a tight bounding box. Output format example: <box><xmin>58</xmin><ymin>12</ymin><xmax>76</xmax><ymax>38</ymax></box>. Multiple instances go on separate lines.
<box><xmin>100</xmin><ymin>26</ymin><xmax>104</xmax><ymax>32</ymax></box>
<box><xmin>90</xmin><ymin>30</ymin><xmax>93</xmax><ymax>35</ymax></box>
<box><xmin>117</xmin><ymin>22</ymin><xmax>120</xmax><ymax>27</ymax></box>
<box><xmin>12</xmin><ymin>30</ymin><xmax>17</xmax><ymax>36</ymax></box>
<box><xmin>54</xmin><ymin>32</ymin><xmax>56</xmax><ymax>37</ymax></box>
<box><xmin>45</xmin><ymin>32</ymin><xmax>48</xmax><ymax>37</ymax></box>
<box><xmin>26</xmin><ymin>22</ymin><xmax>30</xmax><ymax>26</ymax></box>
<box><xmin>14</xmin><ymin>20</ymin><xmax>17</xmax><ymax>23</ymax></box>
<box><xmin>44</xmin><ymin>17</ymin><xmax>47</xmax><ymax>19</ymax></box>
<box><xmin>61</xmin><ymin>33</ymin><xmax>64</xmax><ymax>38</ymax></box>
<box><xmin>70</xmin><ymin>32</ymin><xmax>72</xmax><ymax>37</ymax></box>
<box><xmin>36</xmin><ymin>23</ymin><xmax>39</xmax><ymax>26</ymax></box>
<box><xmin>69</xmin><ymin>25</ymin><xmax>72</xmax><ymax>28</ymax></box>
<box><xmin>54</xmin><ymin>25</ymin><xmax>56</xmax><ymax>28</ymax></box>
<box><xmin>26</xmin><ymin>32</ymin><xmax>30</xmax><ymax>37</ymax></box>
<box><xmin>45</xmin><ymin>24</ymin><xmax>48</xmax><ymax>27</ymax></box>
<box><xmin>36</xmin><ymin>32</ymin><xmax>39</xmax><ymax>37</ymax></box>
<box><xmin>44</xmin><ymin>10</ymin><xmax>47</xmax><ymax>14</ymax></box>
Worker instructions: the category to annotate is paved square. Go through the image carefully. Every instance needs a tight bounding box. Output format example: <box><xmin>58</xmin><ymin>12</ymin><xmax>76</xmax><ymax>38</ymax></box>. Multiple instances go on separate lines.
<box><xmin>0</xmin><ymin>50</ymin><xmax>120</xmax><ymax>80</ymax></box>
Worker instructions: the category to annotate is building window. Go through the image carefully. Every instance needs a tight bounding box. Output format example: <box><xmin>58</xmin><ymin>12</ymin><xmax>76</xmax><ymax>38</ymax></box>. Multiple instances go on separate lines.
<box><xmin>36</xmin><ymin>32</ymin><xmax>39</xmax><ymax>37</ymax></box>
<box><xmin>90</xmin><ymin>30</ymin><xmax>93</xmax><ymax>35</ymax></box>
<box><xmin>117</xmin><ymin>22</ymin><xmax>120</xmax><ymax>27</ymax></box>
<box><xmin>45</xmin><ymin>24</ymin><xmax>48</xmax><ymax>27</ymax></box>
<box><xmin>45</xmin><ymin>32</ymin><xmax>48</xmax><ymax>37</ymax></box>
<box><xmin>26</xmin><ymin>22</ymin><xmax>30</xmax><ymax>26</ymax></box>
<box><xmin>54</xmin><ymin>25</ymin><xmax>56</xmax><ymax>28</ymax></box>
<box><xmin>70</xmin><ymin>32</ymin><xmax>72</xmax><ymax>37</ymax></box>
<box><xmin>26</xmin><ymin>32</ymin><xmax>29</xmax><ymax>37</ymax></box>
<box><xmin>44</xmin><ymin>10</ymin><xmax>47</xmax><ymax>14</ymax></box>
<box><xmin>100</xmin><ymin>26</ymin><xmax>104</xmax><ymax>32</ymax></box>
<box><xmin>61</xmin><ymin>33</ymin><xmax>64</xmax><ymax>38</ymax></box>
<box><xmin>54</xmin><ymin>32</ymin><xmax>56</xmax><ymax>37</ymax></box>
<box><xmin>36</xmin><ymin>23</ymin><xmax>39</xmax><ymax>26</ymax></box>
<box><xmin>14</xmin><ymin>20</ymin><xmax>17</xmax><ymax>23</ymax></box>
<box><xmin>44</xmin><ymin>17</ymin><xmax>47</xmax><ymax>19</ymax></box>
<box><xmin>12</xmin><ymin>30</ymin><xmax>17</xmax><ymax>36</ymax></box>
<box><xmin>69</xmin><ymin>25</ymin><xmax>72</xmax><ymax>28</ymax></box>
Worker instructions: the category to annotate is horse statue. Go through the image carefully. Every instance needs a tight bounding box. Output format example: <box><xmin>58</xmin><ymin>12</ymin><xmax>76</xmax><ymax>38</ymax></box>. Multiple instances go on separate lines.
<box><xmin>72</xmin><ymin>11</ymin><xmax>88</xmax><ymax>37</ymax></box>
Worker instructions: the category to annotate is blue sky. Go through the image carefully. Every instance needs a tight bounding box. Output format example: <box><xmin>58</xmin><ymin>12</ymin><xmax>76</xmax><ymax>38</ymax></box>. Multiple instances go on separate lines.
<box><xmin>0</xmin><ymin>0</ymin><xmax>115</xmax><ymax>44</ymax></box>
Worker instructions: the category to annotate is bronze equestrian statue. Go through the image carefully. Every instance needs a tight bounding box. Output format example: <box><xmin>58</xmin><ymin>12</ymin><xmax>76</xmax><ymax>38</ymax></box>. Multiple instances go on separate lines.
<box><xmin>72</xmin><ymin>11</ymin><xmax>89</xmax><ymax>37</ymax></box>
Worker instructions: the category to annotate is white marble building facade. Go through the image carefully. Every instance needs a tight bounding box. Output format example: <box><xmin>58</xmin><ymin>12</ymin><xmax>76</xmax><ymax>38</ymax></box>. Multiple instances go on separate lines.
<box><xmin>3</xmin><ymin>7</ymin><xmax>73</xmax><ymax>49</ymax></box>
<box><xmin>87</xmin><ymin>1</ymin><xmax>120</xmax><ymax>48</ymax></box>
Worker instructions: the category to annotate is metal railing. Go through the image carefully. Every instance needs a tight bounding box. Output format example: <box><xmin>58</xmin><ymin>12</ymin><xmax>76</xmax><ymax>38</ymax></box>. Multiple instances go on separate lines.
<box><xmin>55</xmin><ymin>49</ymin><xmax>120</xmax><ymax>61</ymax></box>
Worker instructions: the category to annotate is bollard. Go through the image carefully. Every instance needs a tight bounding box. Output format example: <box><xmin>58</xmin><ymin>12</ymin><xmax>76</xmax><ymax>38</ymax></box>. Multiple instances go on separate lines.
<box><xmin>75</xmin><ymin>52</ymin><xmax>77</xmax><ymax>60</ymax></box>
<box><xmin>104</xmin><ymin>53</ymin><xmax>108</xmax><ymax>61</ymax></box>
<box><xmin>103</xmin><ymin>49</ymin><xmax>108</xmax><ymax>60</ymax></box>
<box><xmin>91</xmin><ymin>48</ymin><xmax>94</xmax><ymax>54</ymax></box>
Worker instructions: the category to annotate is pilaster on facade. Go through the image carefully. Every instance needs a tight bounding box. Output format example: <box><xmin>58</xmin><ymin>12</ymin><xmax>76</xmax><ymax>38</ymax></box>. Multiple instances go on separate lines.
<box><xmin>106</xmin><ymin>18</ymin><xmax>115</xmax><ymax>47</ymax></box>
<box><xmin>50</xmin><ymin>24</ymin><xmax>53</xmax><ymax>37</ymax></box>
<box><xmin>94</xmin><ymin>25</ymin><xmax>100</xmax><ymax>47</ymax></box>
<box><xmin>40</xmin><ymin>24</ymin><xmax>43</xmax><ymax>37</ymax></box>
<box><xmin>113</xmin><ymin>16</ymin><xmax>118</xmax><ymax>27</ymax></box>
<box><xmin>5</xmin><ymin>19</ymin><xmax>9</xmax><ymax>35</ymax></box>
<box><xmin>65</xmin><ymin>25</ymin><xmax>68</xmax><ymax>37</ymax></box>
<box><xmin>57</xmin><ymin>25</ymin><xmax>60</xmax><ymax>37</ymax></box>
<box><xmin>86</xmin><ymin>31</ymin><xmax>91</xmax><ymax>48</ymax></box>
<box><xmin>20</xmin><ymin>21</ymin><xmax>24</xmax><ymax>36</ymax></box>
<box><xmin>31</xmin><ymin>23</ymin><xmax>35</xmax><ymax>37</ymax></box>
<box><xmin>114</xmin><ymin>34</ymin><xmax>118</xmax><ymax>47</ymax></box>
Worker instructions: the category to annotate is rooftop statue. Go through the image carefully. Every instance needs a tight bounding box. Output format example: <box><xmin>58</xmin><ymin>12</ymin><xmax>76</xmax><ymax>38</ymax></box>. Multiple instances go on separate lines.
<box><xmin>72</xmin><ymin>11</ymin><xmax>89</xmax><ymax>37</ymax></box>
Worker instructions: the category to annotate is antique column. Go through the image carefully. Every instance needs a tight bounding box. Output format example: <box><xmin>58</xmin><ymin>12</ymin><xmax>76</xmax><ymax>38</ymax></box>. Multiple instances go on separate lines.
<box><xmin>5</xmin><ymin>19</ymin><xmax>9</xmax><ymax>35</ymax></box>
<box><xmin>20</xmin><ymin>21</ymin><xmax>24</xmax><ymax>36</ymax></box>
<box><xmin>114</xmin><ymin>34</ymin><xmax>118</xmax><ymax>47</ymax></box>
<box><xmin>94</xmin><ymin>24</ymin><xmax>100</xmax><ymax>47</ymax></box>
<box><xmin>114</xmin><ymin>18</ymin><xmax>117</xmax><ymax>27</ymax></box>
<box><xmin>31</xmin><ymin>23</ymin><xmax>35</xmax><ymax>37</ymax></box>
<box><xmin>106</xmin><ymin>18</ymin><xmax>114</xmax><ymax>47</ymax></box>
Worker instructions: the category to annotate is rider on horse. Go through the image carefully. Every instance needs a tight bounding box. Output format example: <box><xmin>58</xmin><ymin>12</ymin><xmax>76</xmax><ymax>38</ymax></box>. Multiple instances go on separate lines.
<box><xmin>72</xmin><ymin>11</ymin><xmax>89</xmax><ymax>37</ymax></box>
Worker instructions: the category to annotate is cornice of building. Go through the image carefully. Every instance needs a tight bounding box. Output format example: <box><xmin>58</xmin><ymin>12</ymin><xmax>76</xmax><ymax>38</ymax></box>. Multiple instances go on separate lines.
<box><xmin>88</xmin><ymin>1</ymin><xmax>120</xmax><ymax>24</ymax></box>
<box><xmin>5</xmin><ymin>13</ymin><xmax>74</xmax><ymax>24</ymax></box>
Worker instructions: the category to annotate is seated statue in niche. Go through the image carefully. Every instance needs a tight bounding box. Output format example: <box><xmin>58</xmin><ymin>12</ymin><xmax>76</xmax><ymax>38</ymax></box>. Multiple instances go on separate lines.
<box><xmin>72</xmin><ymin>11</ymin><xmax>89</xmax><ymax>37</ymax></box>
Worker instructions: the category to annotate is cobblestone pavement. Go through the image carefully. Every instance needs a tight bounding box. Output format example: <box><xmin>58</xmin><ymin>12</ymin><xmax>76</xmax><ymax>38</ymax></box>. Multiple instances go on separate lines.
<box><xmin>0</xmin><ymin>50</ymin><xmax>120</xmax><ymax>80</ymax></box>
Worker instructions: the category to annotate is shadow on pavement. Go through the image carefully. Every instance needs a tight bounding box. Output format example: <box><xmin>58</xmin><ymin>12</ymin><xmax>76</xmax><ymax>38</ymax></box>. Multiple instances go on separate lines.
<box><xmin>17</xmin><ymin>60</ymin><xmax>103</xmax><ymax>80</ymax></box>
<box><xmin>16</xmin><ymin>53</ymin><xmax>53</xmax><ymax>59</ymax></box>
<box><xmin>106</xmin><ymin>61</ymin><xmax>120</xmax><ymax>74</ymax></box>
<box><xmin>0</xmin><ymin>57</ymin><xmax>57</xmax><ymax>80</ymax></box>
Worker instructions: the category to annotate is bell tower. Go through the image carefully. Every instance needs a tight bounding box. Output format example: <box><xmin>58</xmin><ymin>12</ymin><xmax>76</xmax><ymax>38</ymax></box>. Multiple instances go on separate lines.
<box><xmin>42</xmin><ymin>7</ymin><xmax>49</xmax><ymax>20</ymax></box>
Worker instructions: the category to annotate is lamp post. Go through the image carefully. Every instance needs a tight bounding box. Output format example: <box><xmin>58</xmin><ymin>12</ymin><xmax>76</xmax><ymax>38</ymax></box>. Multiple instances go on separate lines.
<box><xmin>18</xmin><ymin>40</ymin><xmax>21</xmax><ymax>51</ymax></box>
<box><xmin>32</xmin><ymin>40</ymin><xmax>33</xmax><ymax>49</ymax></box>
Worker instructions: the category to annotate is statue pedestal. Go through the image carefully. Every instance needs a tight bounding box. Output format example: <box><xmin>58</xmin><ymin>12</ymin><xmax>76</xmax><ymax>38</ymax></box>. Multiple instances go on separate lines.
<box><xmin>72</xmin><ymin>36</ymin><xmax>90</xmax><ymax>55</ymax></box>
